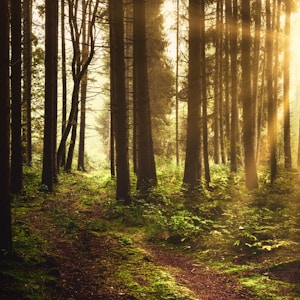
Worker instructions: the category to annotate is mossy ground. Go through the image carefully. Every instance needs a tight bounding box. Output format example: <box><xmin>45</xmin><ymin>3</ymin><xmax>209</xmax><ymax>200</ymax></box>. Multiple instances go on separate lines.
<box><xmin>1</xmin><ymin>164</ymin><xmax>300</xmax><ymax>299</ymax></box>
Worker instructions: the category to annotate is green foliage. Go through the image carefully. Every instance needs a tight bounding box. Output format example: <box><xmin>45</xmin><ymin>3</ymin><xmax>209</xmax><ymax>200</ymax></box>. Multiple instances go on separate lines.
<box><xmin>7</xmin><ymin>162</ymin><xmax>300</xmax><ymax>299</ymax></box>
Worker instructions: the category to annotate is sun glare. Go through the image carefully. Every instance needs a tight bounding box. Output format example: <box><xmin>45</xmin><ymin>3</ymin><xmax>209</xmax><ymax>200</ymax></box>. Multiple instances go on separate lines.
<box><xmin>291</xmin><ymin>11</ymin><xmax>300</xmax><ymax>82</ymax></box>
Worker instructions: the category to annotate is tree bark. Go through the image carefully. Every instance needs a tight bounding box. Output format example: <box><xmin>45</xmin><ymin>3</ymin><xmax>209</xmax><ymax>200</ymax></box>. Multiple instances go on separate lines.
<box><xmin>200</xmin><ymin>0</ymin><xmax>210</xmax><ymax>185</ymax></box>
<box><xmin>11</xmin><ymin>0</ymin><xmax>23</xmax><ymax>193</ymax></box>
<box><xmin>109</xmin><ymin>0</ymin><xmax>131</xmax><ymax>203</ymax></box>
<box><xmin>241</xmin><ymin>0</ymin><xmax>258</xmax><ymax>189</ymax></box>
<box><xmin>283</xmin><ymin>0</ymin><xmax>292</xmax><ymax>169</ymax></box>
<box><xmin>134</xmin><ymin>0</ymin><xmax>157</xmax><ymax>191</ymax></box>
<box><xmin>22</xmin><ymin>0</ymin><xmax>33</xmax><ymax>166</ymax></box>
<box><xmin>61</xmin><ymin>0</ymin><xmax>67</xmax><ymax>167</ymax></box>
<box><xmin>230</xmin><ymin>0</ymin><xmax>238</xmax><ymax>172</ymax></box>
<box><xmin>42</xmin><ymin>0</ymin><xmax>58</xmax><ymax>191</ymax></box>
<box><xmin>183</xmin><ymin>0</ymin><xmax>202</xmax><ymax>189</ymax></box>
<box><xmin>0</xmin><ymin>0</ymin><xmax>12</xmax><ymax>254</ymax></box>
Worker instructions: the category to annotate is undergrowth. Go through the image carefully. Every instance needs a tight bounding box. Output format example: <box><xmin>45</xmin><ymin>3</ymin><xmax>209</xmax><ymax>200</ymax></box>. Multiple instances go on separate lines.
<box><xmin>1</xmin><ymin>163</ymin><xmax>300</xmax><ymax>299</ymax></box>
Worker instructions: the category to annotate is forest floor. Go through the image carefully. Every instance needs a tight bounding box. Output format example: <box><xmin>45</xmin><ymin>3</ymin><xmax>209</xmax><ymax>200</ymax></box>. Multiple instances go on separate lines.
<box><xmin>1</xmin><ymin>166</ymin><xmax>300</xmax><ymax>299</ymax></box>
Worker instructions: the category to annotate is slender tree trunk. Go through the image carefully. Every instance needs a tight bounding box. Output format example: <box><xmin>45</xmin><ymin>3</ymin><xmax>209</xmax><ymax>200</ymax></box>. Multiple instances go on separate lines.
<box><xmin>283</xmin><ymin>0</ymin><xmax>292</xmax><ymax>169</ymax></box>
<box><xmin>266</xmin><ymin>0</ymin><xmax>277</xmax><ymax>183</ymax></box>
<box><xmin>109</xmin><ymin>0</ymin><xmax>131</xmax><ymax>203</ymax></box>
<box><xmin>11</xmin><ymin>0</ymin><xmax>23</xmax><ymax>193</ymax></box>
<box><xmin>224</xmin><ymin>0</ymin><xmax>231</xmax><ymax>151</ymax></box>
<box><xmin>23</xmin><ymin>0</ymin><xmax>33</xmax><ymax>166</ymax></box>
<box><xmin>253</xmin><ymin>0</ymin><xmax>261</xmax><ymax>161</ymax></box>
<box><xmin>61</xmin><ymin>0</ymin><xmax>67</xmax><ymax>167</ymax></box>
<box><xmin>110</xmin><ymin>103</ymin><xmax>115</xmax><ymax>177</ymax></box>
<box><xmin>241</xmin><ymin>0</ymin><xmax>258</xmax><ymax>189</ymax></box>
<box><xmin>65</xmin><ymin>108</ymin><xmax>78</xmax><ymax>172</ymax></box>
<box><xmin>214</xmin><ymin>0</ymin><xmax>221</xmax><ymax>164</ymax></box>
<box><xmin>218</xmin><ymin>0</ymin><xmax>226</xmax><ymax>164</ymax></box>
<box><xmin>0</xmin><ymin>0</ymin><xmax>12</xmax><ymax>254</ymax></box>
<box><xmin>78</xmin><ymin>0</ymin><xmax>89</xmax><ymax>171</ymax></box>
<box><xmin>134</xmin><ymin>0</ymin><xmax>157</xmax><ymax>190</ymax></box>
<box><xmin>200</xmin><ymin>0</ymin><xmax>210</xmax><ymax>185</ymax></box>
<box><xmin>183</xmin><ymin>0</ymin><xmax>202</xmax><ymax>189</ymax></box>
<box><xmin>42</xmin><ymin>0</ymin><xmax>58</xmax><ymax>191</ymax></box>
<box><xmin>175</xmin><ymin>0</ymin><xmax>180</xmax><ymax>165</ymax></box>
<box><xmin>230</xmin><ymin>0</ymin><xmax>238</xmax><ymax>172</ymax></box>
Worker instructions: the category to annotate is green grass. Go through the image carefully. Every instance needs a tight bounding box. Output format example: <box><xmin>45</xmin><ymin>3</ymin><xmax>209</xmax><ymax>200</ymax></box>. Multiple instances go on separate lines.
<box><xmin>2</xmin><ymin>163</ymin><xmax>300</xmax><ymax>299</ymax></box>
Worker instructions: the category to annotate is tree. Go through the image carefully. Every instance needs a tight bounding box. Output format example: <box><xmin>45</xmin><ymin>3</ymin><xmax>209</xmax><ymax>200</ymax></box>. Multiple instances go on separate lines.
<box><xmin>78</xmin><ymin>0</ymin><xmax>90</xmax><ymax>171</ymax></box>
<box><xmin>11</xmin><ymin>0</ymin><xmax>23</xmax><ymax>193</ymax></box>
<box><xmin>109</xmin><ymin>0</ymin><xmax>131</xmax><ymax>203</ymax></box>
<box><xmin>230</xmin><ymin>0</ymin><xmax>238</xmax><ymax>172</ymax></box>
<box><xmin>22</xmin><ymin>0</ymin><xmax>33</xmax><ymax>166</ymax></box>
<box><xmin>241</xmin><ymin>0</ymin><xmax>258</xmax><ymax>189</ymax></box>
<box><xmin>183</xmin><ymin>0</ymin><xmax>202</xmax><ymax>189</ymax></box>
<box><xmin>133</xmin><ymin>0</ymin><xmax>157</xmax><ymax>190</ymax></box>
<box><xmin>61</xmin><ymin>0</ymin><xmax>67</xmax><ymax>167</ymax></box>
<box><xmin>57</xmin><ymin>0</ymin><xmax>100</xmax><ymax>170</ymax></box>
<box><xmin>266</xmin><ymin>0</ymin><xmax>278</xmax><ymax>183</ymax></box>
<box><xmin>200</xmin><ymin>0</ymin><xmax>210</xmax><ymax>185</ymax></box>
<box><xmin>0</xmin><ymin>0</ymin><xmax>12</xmax><ymax>254</ymax></box>
<box><xmin>213</xmin><ymin>0</ymin><xmax>221</xmax><ymax>164</ymax></box>
<box><xmin>283</xmin><ymin>0</ymin><xmax>292</xmax><ymax>169</ymax></box>
<box><xmin>253</xmin><ymin>0</ymin><xmax>262</xmax><ymax>161</ymax></box>
<box><xmin>42</xmin><ymin>0</ymin><xmax>58</xmax><ymax>191</ymax></box>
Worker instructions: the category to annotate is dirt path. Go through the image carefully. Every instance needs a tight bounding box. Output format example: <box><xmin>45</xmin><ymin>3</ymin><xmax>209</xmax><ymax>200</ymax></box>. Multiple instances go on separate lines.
<box><xmin>146</xmin><ymin>245</ymin><xmax>253</xmax><ymax>300</ymax></box>
<box><xmin>30</xmin><ymin>197</ymin><xmax>255</xmax><ymax>300</ymax></box>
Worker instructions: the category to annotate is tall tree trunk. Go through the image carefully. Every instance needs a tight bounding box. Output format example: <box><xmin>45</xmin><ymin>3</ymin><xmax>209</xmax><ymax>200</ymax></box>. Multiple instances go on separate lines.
<box><xmin>241</xmin><ymin>0</ymin><xmax>258</xmax><ymax>189</ymax></box>
<box><xmin>230</xmin><ymin>0</ymin><xmax>238</xmax><ymax>172</ymax></box>
<box><xmin>183</xmin><ymin>0</ymin><xmax>202</xmax><ymax>189</ymax></box>
<box><xmin>78</xmin><ymin>0</ymin><xmax>89</xmax><ymax>171</ymax></box>
<box><xmin>134</xmin><ymin>0</ymin><xmax>157</xmax><ymax>191</ymax></box>
<box><xmin>214</xmin><ymin>0</ymin><xmax>221</xmax><ymax>164</ymax></box>
<box><xmin>109</xmin><ymin>0</ymin><xmax>131</xmax><ymax>203</ymax></box>
<box><xmin>200</xmin><ymin>0</ymin><xmax>210</xmax><ymax>185</ymax></box>
<box><xmin>61</xmin><ymin>0</ymin><xmax>67</xmax><ymax>167</ymax></box>
<box><xmin>0</xmin><ymin>0</ymin><xmax>12</xmax><ymax>254</ymax></box>
<box><xmin>11</xmin><ymin>0</ymin><xmax>23</xmax><ymax>193</ymax></box>
<box><xmin>253</xmin><ymin>0</ymin><xmax>261</xmax><ymax>161</ymax></box>
<box><xmin>175</xmin><ymin>0</ymin><xmax>180</xmax><ymax>165</ymax></box>
<box><xmin>224</xmin><ymin>0</ymin><xmax>231</xmax><ymax>152</ymax></box>
<box><xmin>283</xmin><ymin>0</ymin><xmax>292</xmax><ymax>169</ymax></box>
<box><xmin>23</xmin><ymin>0</ymin><xmax>33</xmax><ymax>166</ymax></box>
<box><xmin>42</xmin><ymin>0</ymin><xmax>58</xmax><ymax>191</ymax></box>
<box><xmin>218</xmin><ymin>0</ymin><xmax>226</xmax><ymax>164</ymax></box>
<box><xmin>266</xmin><ymin>0</ymin><xmax>277</xmax><ymax>183</ymax></box>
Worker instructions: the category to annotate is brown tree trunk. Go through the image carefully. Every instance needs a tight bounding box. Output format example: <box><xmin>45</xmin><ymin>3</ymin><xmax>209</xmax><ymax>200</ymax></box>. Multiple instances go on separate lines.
<box><xmin>78</xmin><ymin>0</ymin><xmax>89</xmax><ymax>171</ymax></box>
<box><xmin>0</xmin><ymin>0</ymin><xmax>12</xmax><ymax>254</ymax></box>
<box><xmin>134</xmin><ymin>0</ymin><xmax>157</xmax><ymax>191</ymax></box>
<box><xmin>22</xmin><ymin>0</ymin><xmax>33</xmax><ymax>166</ymax></box>
<box><xmin>253</xmin><ymin>0</ymin><xmax>261</xmax><ymax>161</ymax></box>
<box><xmin>109</xmin><ymin>0</ymin><xmax>131</xmax><ymax>203</ymax></box>
<box><xmin>183</xmin><ymin>0</ymin><xmax>202</xmax><ymax>189</ymax></box>
<box><xmin>200</xmin><ymin>0</ymin><xmax>210</xmax><ymax>185</ymax></box>
<box><xmin>241</xmin><ymin>0</ymin><xmax>258</xmax><ymax>189</ymax></box>
<box><xmin>283</xmin><ymin>0</ymin><xmax>292</xmax><ymax>169</ymax></box>
<box><xmin>230</xmin><ymin>0</ymin><xmax>238</xmax><ymax>172</ymax></box>
<box><xmin>11</xmin><ymin>0</ymin><xmax>23</xmax><ymax>193</ymax></box>
<box><xmin>61</xmin><ymin>0</ymin><xmax>67</xmax><ymax>167</ymax></box>
<box><xmin>42</xmin><ymin>0</ymin><xmax>58</xmax><ymax>191</ymax></box>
